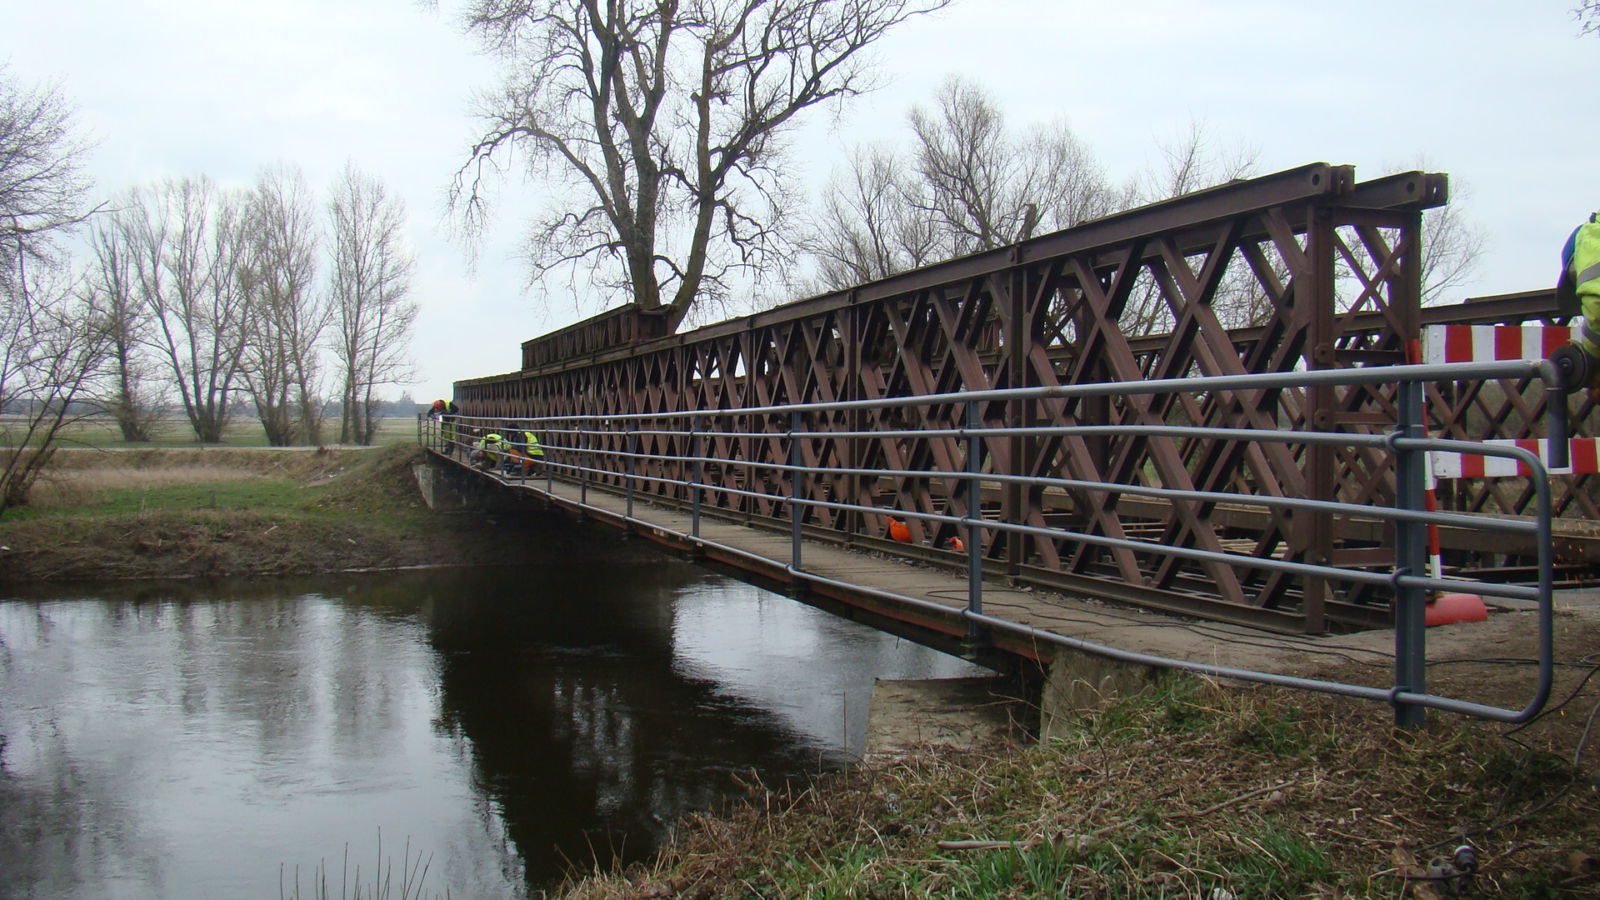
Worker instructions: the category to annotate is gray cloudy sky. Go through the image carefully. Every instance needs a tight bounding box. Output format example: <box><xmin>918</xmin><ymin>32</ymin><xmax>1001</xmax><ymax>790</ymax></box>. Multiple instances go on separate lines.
<box><xmin>1</xmin><ymin>1</ymin><xmax>1592</xmax><ymax>400</ymax></box>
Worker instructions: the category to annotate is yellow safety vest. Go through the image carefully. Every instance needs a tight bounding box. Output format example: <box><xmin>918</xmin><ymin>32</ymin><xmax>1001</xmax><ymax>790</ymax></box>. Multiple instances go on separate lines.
<box><xmin>523</xmin><ymin>431</ymin><xmax>544</xmax><ymax>457</ymax></box>
<box><xmin>1566</xmin><ymin>217</ymin><xmax>1600</xmax><ymax>355</ymax></box>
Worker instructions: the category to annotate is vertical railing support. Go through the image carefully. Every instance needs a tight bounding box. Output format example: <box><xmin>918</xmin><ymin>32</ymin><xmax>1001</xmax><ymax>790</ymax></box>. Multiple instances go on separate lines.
<box><xmin>1392</xmin><ymin>378</ymin><xmax>1428</xmax><ymax>729</ymax></box>
<box><xmin>690</xmin><ymin>414</ymin><xmax>702</xmax><ymax>539</ymax></box>
<box><xmin>580</xmin><ymin>424</ymin><xmax>588</xmax><ymax>506</ymax></box>
<box><xmin>545</xmin><ymin>420</ymin><xmax>554</xmax><ymax>494</ymax></box>
<box><xmin>790</xmin><ymin>410</ymin><xmax>803</xmax><ymax>573</ymax></box>
<box><xmin>625</xmin><ymin>429</ymin><xmax>636</xmax><ymax>522</ymax></box>
<box><xmin>965</xmin><ymin>398</ymin><xmax>984</xmax><ymax>643</ymax></box>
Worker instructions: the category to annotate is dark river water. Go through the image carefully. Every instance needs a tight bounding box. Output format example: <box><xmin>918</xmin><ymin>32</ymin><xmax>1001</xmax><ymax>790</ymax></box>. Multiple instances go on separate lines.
<box><xmin>0</xmin><ymin>524</ymin><xmax>984</xmax><ymax>899</ymax></box>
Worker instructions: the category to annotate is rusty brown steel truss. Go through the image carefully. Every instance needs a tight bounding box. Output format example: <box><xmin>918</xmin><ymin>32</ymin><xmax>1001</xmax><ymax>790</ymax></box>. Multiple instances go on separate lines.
<box><xmin>454</xmin><ymin>163</ymin><xmax>1594</xmax><ymax>632</ymax></box>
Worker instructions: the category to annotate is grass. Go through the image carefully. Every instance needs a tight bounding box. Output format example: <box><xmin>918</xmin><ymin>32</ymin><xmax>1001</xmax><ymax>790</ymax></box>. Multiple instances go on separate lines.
<box><xmin>559</xmin><ymin>675</ymin><xmax>1600</xmax><ymax>898</ymax></box>
<box><xmin>0</xmin><ymin>444</ymin><xmax>500</xmax><ymax>581</ymax></box>
<box><xmin>8</xmin><ymin>449</ymin><xmax>410</xmax><ymax>523</ymax></box>
<box><xmin>14</xmin><ymin>472</ymin><xmax>305</xmax><ymax>521</ymax></box>
<box><xmin>5</xmin><ymin>415</ymin><xmax>420</xmax><ymax>449</ymax></box>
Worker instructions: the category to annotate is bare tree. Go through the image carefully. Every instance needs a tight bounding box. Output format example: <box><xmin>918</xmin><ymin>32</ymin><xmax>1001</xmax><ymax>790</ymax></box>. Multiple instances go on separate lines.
<box><xmin>128</xmin><ymin>177</ymin><xmax>253</xmax><ymax>443</ymax></box>
<box><xmin>86</xmin><ymin>211</ymin><xmax>161</xmax><ymax>441</ymax></box>
<box><xmin>1407</xmin><ymin>165</ymin><xmax>1484</xmax><ymax>306</ymax></box>
<box><xmin>1578</xmin><ymin>1</ymin><xmax>1600</xmax><ymax>35</ymax></box>
<box><xmin>330</xmin><ymin>163</ymin><xmax>415</xmax><ymax>446</ymax></box>
<box><xmin>801</xmin><ymin>76</ymin><xmax>1121</xmax><ymax>292</ymax></box>
<box><xmin>0</xmin><ymin>67</ymin><xmax>106</xmax><ymax>514</ymax></box>
<box><xmin>1</xmin><ymin>66</ymin><xmax>93</xmax><ymax>293</ymax></box>
<box><xmin>1</xmin><ymin>260</ymin><xmax>110</xmax><ymax>514</ymax></box>
<box><xmin>801</xmin><ymin>145</ymin><xmax>939</xmax><ymax>291</ymax></box>
<box><xmin>239</xmin><ymin>165</ymin><xmax>328</xmax><ymax>445</ymax></box>
<box><xmin>1117</xmin><ymin>122</ymin><xmax>1263</xmax><ymax>336</ymax></box>
<box><xmin>454</xmin><ymin>0</ymin><xmax>947</xmax><ymax>329</ymax></box>
<box><xmin>908</xmin><ymin>78</ymin><xmax>1018</xmax><ymax>254</ymax></box>
<box><xmin>910</xmin><ymin>78</ymin><xmax>1126</xmax><ymax>257</ymax></box>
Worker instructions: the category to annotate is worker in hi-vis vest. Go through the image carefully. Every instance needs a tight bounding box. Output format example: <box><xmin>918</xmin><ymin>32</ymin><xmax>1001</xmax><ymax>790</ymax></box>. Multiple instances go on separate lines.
<box><xmin>509</xmin><ymin>429</ymin><xmax>544</xmax><ymax>476</ymax></box>
<box><xmin>1551</xmin><ymin>213</ymin><xmax>1600</xmax><ymax>399</ymax></box>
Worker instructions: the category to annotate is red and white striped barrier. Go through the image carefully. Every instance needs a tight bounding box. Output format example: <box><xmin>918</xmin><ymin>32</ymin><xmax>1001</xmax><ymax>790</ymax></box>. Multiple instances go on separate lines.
<box><xmin>1430</xmin><ymin>438</ymin><xmax>1600</xmax><ymax>479</ymax></box>
<box><xmin>1418</xmin><ymin>323</ymin><xmax>1582</xmax><ymax>592</ymax></box>
<box><xmin>1420</xmin><ymin>323</ymin><xmax>1591</xmax><ymax>479</ymax></box>
<box><xmin>1422</xmin><ymin>324</ymin><xmax>1571</xmax><ymax>365</ymax></box>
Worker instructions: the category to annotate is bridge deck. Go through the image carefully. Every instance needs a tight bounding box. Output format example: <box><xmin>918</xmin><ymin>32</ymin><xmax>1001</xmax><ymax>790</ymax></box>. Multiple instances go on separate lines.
<box><xmin>434</xmin><ymin>451</ymin><xmax>1542</xmax><ymax>682</ymax></box>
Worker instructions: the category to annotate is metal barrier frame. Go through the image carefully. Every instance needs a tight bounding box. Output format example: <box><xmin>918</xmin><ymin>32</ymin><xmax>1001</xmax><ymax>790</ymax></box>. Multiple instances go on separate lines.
<box><xmin>423</xmin><ymin>359</ymin><xmax>1563</xmax><ymax>727</ymax></box>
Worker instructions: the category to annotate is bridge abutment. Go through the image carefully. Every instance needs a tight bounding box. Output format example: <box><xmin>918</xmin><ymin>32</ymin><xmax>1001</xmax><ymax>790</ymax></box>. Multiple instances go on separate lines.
<box><xmin>1039</xmin><ymin>651</ymin><xmax>1166</xmax><ymax>741</ymax></box>
<box><xmin>413</xmin><ymin>458</ymin><xmax>481</xmax><ymax>510</ymax></box>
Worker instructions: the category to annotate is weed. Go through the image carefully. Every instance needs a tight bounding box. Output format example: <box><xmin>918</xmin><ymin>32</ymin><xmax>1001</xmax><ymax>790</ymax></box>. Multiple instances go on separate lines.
<box><xmin>1231</xmin><ymin>703</ymin><xmax>1309</xmax><ymax>756</ymax></box>
<box><xmin>1479</xmin><ymin>743</ymin><xmax>1571</xmax><ymax>806</ymax></box>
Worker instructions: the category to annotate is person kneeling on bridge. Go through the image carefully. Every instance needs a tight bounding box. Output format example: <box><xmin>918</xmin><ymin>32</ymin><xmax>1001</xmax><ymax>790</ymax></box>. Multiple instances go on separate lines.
<box><xmin>498</xmin><ymin>427</ymin><xmax>543</xmax><ymax>477</ymax></box>
<box><xmin>471</xmin><ymin>430</ymin><xmax>509</xmax><ymax>472</ymax></box>
<box><xmin>1552</xmin><ymin>213</ymin><xmax>1600</xmax><ymax>398</ymax></box>
<box><xmin>504</xmin><ymin>429</ymin><xmax>544</xmax><ymax>478</ymax></box>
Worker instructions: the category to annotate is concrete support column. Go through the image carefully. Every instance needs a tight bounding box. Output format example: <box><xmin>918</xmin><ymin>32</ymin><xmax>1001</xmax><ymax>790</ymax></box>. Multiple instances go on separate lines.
<box><xmin>1039</xmin><ymin>650</ymin><xmax>1164</xmax><ymax>740</ymax></box>
<box><xmin>414</xmin><ymin>460</ymin><xmax>478</xmax><ymax>510</ymax></box>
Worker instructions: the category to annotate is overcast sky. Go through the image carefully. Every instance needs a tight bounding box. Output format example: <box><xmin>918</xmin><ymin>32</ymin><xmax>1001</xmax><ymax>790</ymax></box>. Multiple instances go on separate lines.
<box><xmin>1</xmin><ymin>1</ymin><xmax>1593</xmax><ymax>401</ymax></box>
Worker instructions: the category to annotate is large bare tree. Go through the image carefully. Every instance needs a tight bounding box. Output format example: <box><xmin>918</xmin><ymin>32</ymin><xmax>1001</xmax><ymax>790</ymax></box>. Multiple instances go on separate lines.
<box><xmin>127</xmin><ymin>177</ymin><xmax>253</xmax><ymax>444</ymax></box>
<box><xmin>239</xmin><ymin>165</ymin><xmax>328</xmax><ymax>445</ymax></box>
<box><xmin>454</xmin><ymin>0</ymin><xmax>946</xmax><ymax>329</ymax></box>
<box><xmin>0</xmin><ymin>68</ymin><xmax>106</xmax><ymax>513</ymax></box>
<box><xmin>330</xmin><ymin>164</ymin><xmax>415</xmax><ymax>446</ymax></box>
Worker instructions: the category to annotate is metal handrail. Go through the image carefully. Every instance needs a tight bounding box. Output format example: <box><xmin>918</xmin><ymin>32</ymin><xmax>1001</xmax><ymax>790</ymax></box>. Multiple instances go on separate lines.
<box><xmin>421</xmin><ymin>358</ymin><xmax>1563</xmax><ymax>727</ymax></box>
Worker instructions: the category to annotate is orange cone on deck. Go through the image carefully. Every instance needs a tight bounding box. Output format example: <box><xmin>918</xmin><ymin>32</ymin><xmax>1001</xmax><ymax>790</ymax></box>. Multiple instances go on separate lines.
<box><xmin>1425</xmin><ymin>592</ymin><xmax>1488</xmax><ymax>627</ymax></box>
<box><xmin>887</xmin><ymin>517</ymin><xmax>912</xmax><ymax>543</ymax></box>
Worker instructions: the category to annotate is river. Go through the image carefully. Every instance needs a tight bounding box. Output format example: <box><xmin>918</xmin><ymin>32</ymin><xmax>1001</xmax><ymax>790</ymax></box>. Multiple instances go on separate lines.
<box><xmin>0</xmin><ymin>524</ymin><xmax>985</xmax><ymax>898</ymax></box>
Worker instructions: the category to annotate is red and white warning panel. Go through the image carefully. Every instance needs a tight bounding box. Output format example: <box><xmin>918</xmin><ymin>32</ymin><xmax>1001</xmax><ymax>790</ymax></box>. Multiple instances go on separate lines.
<box><xmin>1422</xmin><ymin>324</ymin><xmax>1571</xmax><ymax>365</ymax></box>
<box><xmin>1421</xmin><ymin>322</ymin><xmax>1594</xmax><ymax>480</ymax></box>
<box><xmin>1430</xmin><ymin>438</ymin><xmax>1600</xmax><ymax>479</ymax></box>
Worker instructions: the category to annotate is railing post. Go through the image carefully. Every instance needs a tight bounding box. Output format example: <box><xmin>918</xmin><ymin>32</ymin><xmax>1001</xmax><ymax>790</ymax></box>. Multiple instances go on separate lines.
<box><xmin>580</xmin><ymin>424</ymin><xmax>588</xmax><ymax>506</ymax></box>
<box><xmin>1393</xmin><ymin>377</ymin><xmax>1428</xmax><ymax>729</ymax></box>
<box><xmin>545</xmin><ymin>420</ymin><xmax>554</xmax><ymax>494</ymax></box>
<box><xmin>690</xmin><ymin>414</ymin><xmax>702</xmax><ymax>539</ymax></box>
<box><xmin>790</xmin><ymin>410</ymin><xmax>803</xmax><ymax>572</ymax></box>
<box><xmin>966</xmin><ymin>398</ymin><xmax>984</xmax><ymax>642</ymax></box>
<box><xmin>1547</xmin><ymin>378</ymin><xmax>1571</xmax><ymax>470</ymax></box>
<box><xmin>625</xmin><ymin>428</ymin><xmax>635</xmax><ymax>521</ymax></box>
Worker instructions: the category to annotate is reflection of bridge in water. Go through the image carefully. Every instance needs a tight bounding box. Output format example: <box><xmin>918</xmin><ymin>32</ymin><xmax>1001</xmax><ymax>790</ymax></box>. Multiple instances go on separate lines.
<box><xmin>424</xmin><ymin>561</ymin><xmax>973</xmax><ymax>883</ymax></box>
<box><xmin>431</xmin><ymin>163</ymin><xmax>1592</xmax><ymax>726</ymax></box>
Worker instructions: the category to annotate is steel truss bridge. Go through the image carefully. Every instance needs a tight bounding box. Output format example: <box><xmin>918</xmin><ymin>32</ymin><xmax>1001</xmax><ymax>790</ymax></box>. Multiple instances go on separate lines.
<box><xmin>432</xmin><ymin>163</ymin><xmax>1594</xmax><ymax>725</ymax></box>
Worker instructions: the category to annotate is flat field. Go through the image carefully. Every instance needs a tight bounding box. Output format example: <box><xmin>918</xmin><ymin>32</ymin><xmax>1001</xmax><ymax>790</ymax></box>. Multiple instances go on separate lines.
<box><xmin>2</xmin><ymin>415</ymin><xmax>418</xmax><ymax>449</ymax></box>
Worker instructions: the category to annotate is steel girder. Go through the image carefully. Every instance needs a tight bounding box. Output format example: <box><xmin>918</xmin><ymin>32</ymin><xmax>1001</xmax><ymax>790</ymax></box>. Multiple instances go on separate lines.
<box><xmin>454</xmin><ymin>163</ymin><xmax>1493</xmax><ymax>631</ymax></box>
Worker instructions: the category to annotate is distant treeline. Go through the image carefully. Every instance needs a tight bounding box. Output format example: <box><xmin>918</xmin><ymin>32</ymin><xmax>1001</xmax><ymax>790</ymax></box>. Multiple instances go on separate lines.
<box><xmin>3</xmin><ymin>395</ymin><xmax>429</xmax><ymax>420</ymax></box>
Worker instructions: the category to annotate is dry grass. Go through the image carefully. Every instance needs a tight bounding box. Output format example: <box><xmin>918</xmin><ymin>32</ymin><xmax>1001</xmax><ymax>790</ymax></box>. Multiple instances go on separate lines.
<box><xmin>562</xmin><ymin>675</ymin><xmax>1600</xmax><ymax>899</ymax></box>
<box><xmin>0</xmin><ymin>445</ymin><xmax>542</xmax><ymax>582</ymax></box>
<box><xmin>27</xmin><ymin>466</ymin><xmax>265</xmax><ymax>510</ymax></box>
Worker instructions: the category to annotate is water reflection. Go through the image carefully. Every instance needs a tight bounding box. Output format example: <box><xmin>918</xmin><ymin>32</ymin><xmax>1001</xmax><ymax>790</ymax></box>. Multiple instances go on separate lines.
<box><xmin>1</xmin><ymin>534</ymin><xmax>984</xmax><ymax>898</ymax></box>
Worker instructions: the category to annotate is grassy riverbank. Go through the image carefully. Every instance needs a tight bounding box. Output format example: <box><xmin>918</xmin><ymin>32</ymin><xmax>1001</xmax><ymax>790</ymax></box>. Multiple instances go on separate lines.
<box><xmin>0</xmin><ymin>444</ymin><xmax>517</xmax><ymax>582</ymax></box>
<box><xmin>562</xmin><ymin>675</ymin><xmax>1600</xmax><ymax>898</ymax></box>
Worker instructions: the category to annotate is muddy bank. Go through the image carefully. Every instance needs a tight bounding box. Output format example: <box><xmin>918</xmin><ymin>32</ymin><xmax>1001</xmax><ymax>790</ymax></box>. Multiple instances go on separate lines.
<box><xmin>0</xmin><ymin>445</ymin><xmax>540</xmax><ymax>583</ymax></box>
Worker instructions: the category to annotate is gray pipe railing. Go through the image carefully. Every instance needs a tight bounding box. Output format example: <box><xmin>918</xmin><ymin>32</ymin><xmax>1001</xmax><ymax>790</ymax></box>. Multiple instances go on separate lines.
<box><xmin>421</xmin><ymin>359</ymin><xmax>1564</xmax><ymax>727</ymax></box>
